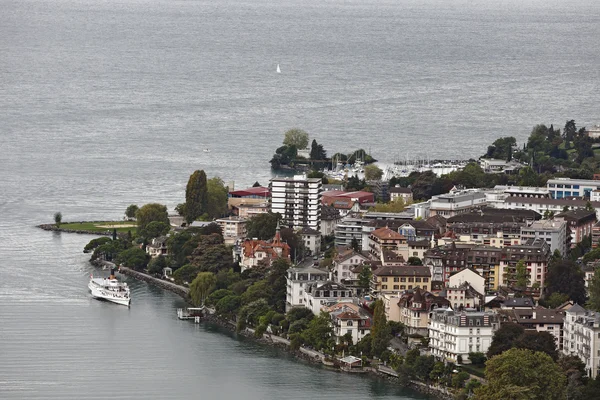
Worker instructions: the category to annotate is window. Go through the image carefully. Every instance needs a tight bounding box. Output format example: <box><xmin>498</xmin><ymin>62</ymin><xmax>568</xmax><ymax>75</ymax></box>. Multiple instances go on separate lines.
<box><xmin>408</xmin><ymin>285</ymin><xmax>412</xmax><ymax>289</ymax></box>
<box><xmin>408</xmin><ymin>277</ymin><xmax>414</xmax><ymax>282</ymax></box>
<box><xmin>382</xmin><ymin>285</ymin><xmax>388</xmax><ymax>289</ymax></box>
<box><xmin>393</xmin><ymin>285</ymin><xmax>399</xmax><ymax>290</ymax></box>
<box><xmin>347</xmin><ymin>321</ymin><xmax>353</xmax><ymax>326</ymax></box>
<box><xmin>401</xmin><ymin>277</ymin><xmax>406</xmax><ymax>282</ymax></box>
<box><xmin>382</xmin><ymin>277</ymin><xmax>388</xmax><ymax>282</ymax></box>
<box><xmin>415</xmin><ymin>278</ymin><xmax>421</xmax><ymax>282</ymax></box>
<box><xmin>423</xmin><ymin>278</ymin><xmax>429</xmax><ymax>282</ymax></box>
<box><xmin>400</xmin><ymin>285</ymin><xmax>406</xmax><ymax>290</ymax></box>
<box><xmin>394</xmin><ymin>277</ymin><xmax>399</xmax><ymax>282</ymax></box>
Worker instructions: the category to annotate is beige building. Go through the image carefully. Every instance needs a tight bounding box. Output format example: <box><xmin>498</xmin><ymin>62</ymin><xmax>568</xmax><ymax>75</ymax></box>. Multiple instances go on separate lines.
<box><xmin>371</xmin><ymin>264</ymin><xmax>431</xmax><ymax>295</ymax></box>
<box><xmin>215</xmin><ymin>216</ymin><xmax>247</xmax><ymax>245</ymax></box>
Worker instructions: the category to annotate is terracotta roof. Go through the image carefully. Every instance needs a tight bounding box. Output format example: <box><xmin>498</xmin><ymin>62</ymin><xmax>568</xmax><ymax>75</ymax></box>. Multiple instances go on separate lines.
<box><xmin>371</xmin><ymin>227</ymin><xmax>404</xmax><ymax>240</ymax></box>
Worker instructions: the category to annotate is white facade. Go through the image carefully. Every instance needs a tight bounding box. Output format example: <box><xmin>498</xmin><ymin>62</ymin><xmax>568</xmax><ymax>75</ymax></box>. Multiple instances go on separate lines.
<box><xmin>563</xmin><ymin>305</ymin><xmax>600</xmax><ymax>379</ymax></box>
<box><xmin>547</xmin><ymin>178</ymin><xmax>600</xmax><ymax>199</ymax></box>
<box><xmin>215</xmin><ymin>216</ymin><xmax>247</xmax><ymax>245</ymax></box>
<box><xmin>429</xmin><ymin>190</ymin><xmax>487</xmax><ymax>218</ymax></box>
<box><xmin>285</xmin><ymin>266</ymin><xmax>330</xmax><ymax>312</ymax></box>
<box><xmin>303</xmin><ymin>281</ymin><xmax>353</xmax><ymax>315</ymax></box>
<box><xmin>325</xmin><ymin>302</ymin><xmax>372</xmax><ymax>345</ymax></box>
<box><xmin>270</xmin><ymin>175</ymin><xmax>322</xmax><ymax>231</ymax></box>
<box><xmin>333</xmin><ymin>250</ymin><xmax>369</xmax><ymax>282</ymax></box>
<box><xmin>300</xmin><ymin>228</ymin><xmax>321</xmax><ymax>256</ymax></box>
<box><xmin>428</xmin><ymin>309</ymin><xmax>498</xmax><ymax>363</ymax></box>
<box><xmin>520</xmin><ymin>218</ymin><xmax>568</xmax><ymax>256</ymax></box>
<box><xmin>448</xmin><ymin>268</ymin><xmax>485</xmax><ymax>297</ymax></box>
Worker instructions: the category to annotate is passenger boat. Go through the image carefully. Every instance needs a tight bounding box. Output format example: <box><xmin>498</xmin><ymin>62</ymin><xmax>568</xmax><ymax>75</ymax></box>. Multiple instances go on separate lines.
<box><xmin>88</xmin><ymin>268</ymin><xmax>131</xmax><ymax>306</ymax></box>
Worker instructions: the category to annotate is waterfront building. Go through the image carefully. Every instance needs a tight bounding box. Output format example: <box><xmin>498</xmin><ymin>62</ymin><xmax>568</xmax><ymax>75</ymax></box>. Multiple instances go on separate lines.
<box><xmin>332</xmin><ymin>248</ymin><xmax>369</xmax><ymax>283</ymax></box>
<box><xmin>555</xmin><ymin>209</ymin><xmax>597</xmax><ymax>247</ymax></box>
<box><xmin>563</xmin><ymin>305</ymin><xmax>600</xmax><ymax>379</ymax></box>
<box><xmin>479</xmin><ymin>158</ymin><xmax>526</xmax><ymax>174</ymax></box>
<box><xmin>215</xmin><ymin>216</ymin><xmax>247</xmax><ymax>245</ymax></box>
<box><xmin>285</xmin><ymin>265</ymin><xmax>330</xmax><ymax>312</ymax></box>
<box><xmin>303</xmin><ymin>280</ymin><xmax>353</xmax><ymax>315</ymax></box>
<box><xmin>270</xmin><ymin>174</ymin><xmax>322</xmax><ymax>231</ymax></box>
<box><xmin>547</xmin><ymin>178</ymin><xmax>600</xmax><ymax>199</ymax></box>
<box><xmin>498</xmin><ymin>238</ymin><xmax>551</xmax><ymax>289</ymax></box>
<box><xmin>323</xmin><ymin>302</ymin><xmax>372</xmax><ymax>345</ymax></box>
<box><xmin>147</xmin><ymin>236</ymin><xmax>168</xmax><ymax>258</ymax></box>
<box><xmin>428</xmin><ymin>309</ymin><xmax>498</xmax><ymax>363</ymax></box>
<box><xmin>396</xmin><ymin>287</ymin><xmax>450</xmax><ymax>336</ymax></box>
<box><xmin>371</xmin><ymin>264</ymin><xmax>431</xmax><ymax>295</ymax></box>
<box><xmin>520</xmin><ymin>218</ymin><xmax>568</xmax><ymax>256</ymax></box>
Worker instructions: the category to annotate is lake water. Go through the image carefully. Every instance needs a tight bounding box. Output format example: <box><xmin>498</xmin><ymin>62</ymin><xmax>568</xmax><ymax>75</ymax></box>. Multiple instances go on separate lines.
<box><xmin>1</xmin><ymin>0</ymin><xmax>599</xmax><ymax>398</ymax></box>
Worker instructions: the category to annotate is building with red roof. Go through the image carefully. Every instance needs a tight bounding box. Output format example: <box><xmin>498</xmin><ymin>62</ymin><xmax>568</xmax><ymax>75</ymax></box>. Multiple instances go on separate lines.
<box><xmin>239</xmin><ymin>224</ymin><xmax>290</xmax><ymax>271</ymax></box>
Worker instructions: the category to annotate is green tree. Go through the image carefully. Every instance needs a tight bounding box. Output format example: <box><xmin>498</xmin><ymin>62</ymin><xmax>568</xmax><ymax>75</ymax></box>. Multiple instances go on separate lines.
<box><xmin>357</xmin><ymin>265</ymin><xmax>372</xmax><ymax>292</ymax></box>
<box><xmin>184</xmin><ymin>170</ymin><xmax>208</xmax><ymax>224</ymax></box>
<box><xmin>215</xmin><ymin>294</ymin><xmax>241</xmax><ymax>317</ymax></box>
<box><xmin>83</xmin><ymin>237</ymin><xmax>112</xmax><ymax>253</ymax></box>
<box><xmin>350</xmin><ymin>237</ymin><xmax>360</xmax><ymax>252</ymax></box>
<box><xmin>245</xmin><ymin>212</ymin><xmax>279</xmax><ymax>240</ymax></box>
<box><xmin>546</xmin><ymin>259</ymin><xmax>586</xmax><ymax>305</ymax></box>
<box><xmin>172</xmin><ymin>264</ymin><xmax>199</xmax><ymax>284</ymax></box>
<box><xmin>515</xmin><ymin>259</ymin><xmax>528</xmax><ymax>288</ymax></box>
<box><xmin>370</xmin><ymin>299</ymin><xmax>391</xmax><ymax>358</ymax></box>
<box><xmin>116</xmin><ymin>247</ymin><xmax>150</xmax><ymax>271</ymax></box>
<box><xmin>136</xmin><ymin>203</ymin><xmax>169</xmax><ymax>239</ymax></box>
<box><xmin>144</xmin><ymin>221</ymin><xmax>170</xmax><ymax>239</ymax></box>
<box><xmin>189</xmin><ymin>234</ymin><xmax>233</xmax><ymax>274</ymax></box>
<box><xmin>189</xmin><ymin>271</ymin><xmax>217</xmax><ymax>306</ymax></box>
<box><xmin>487</xmin><ymin>323</ymin><xmax>525</xmax><ymax>358</ymax></box>
<box><xmin>252</xmin><ymin>181</ymin><xmax>261</xmax><ymax>187</ymax></box>
<box><xmin>468</xmin><ymin>352</ymin><xmax>486</xmax><ymax>366</ymax></box>
<box><xmin>54</xmin><ymin>212</ymin><xmax>62</xmax><ymax>228</ymax></box>
<box><xmin>147</xmin><ymin>255</ymin><xmax>168</xmax><ymax>275</ymax></box>
<box><xmin>543</xmin><ymin>292</ymin><xmax>570</xmax><ymax>309</ymax></box>
<box><xmin>206</xmin><ymin>177</ymin><xmax>228</xmax><ymax>219</ymax></box>
<box><xmin>475</xmin><ymin>348</ymin><xmax>567</xmax><ymax>400</ymax></box>
<box><xmin>283</xmin><ymin>128</ymin><xmax>309</xmax><ymax>149</ymax></box>
<box><xmin>301</xmin><ymin>311</ymin><xmax>333</xmax><ymax>351</ymax></box>
<box><xmin>408</xmin><ymin>256</ymin><xmax>422</xmax><ymax>265</ymax></box>
<box><xmin>125</xmin><ymin>204</ymin><xmax>139</xmax><ymax>220</ymax></box>
<box><xmin>364</xmin><ymin>164</ymin><xmax>383</xmax><ymax>181</ymax></box>
<box><xmin>513</xmin><ymin>331</ymin><xmax>558</xmax><ymax>361</ymax></box>
<box><xmin>587</xmin><ymin>267</ymin><xmax>600</xmax><ymax>312</ymax></box>
<box><xmin>371</xmin><ymin>198</ymin><xmax>407</xmax><ymax>212</ymax></box>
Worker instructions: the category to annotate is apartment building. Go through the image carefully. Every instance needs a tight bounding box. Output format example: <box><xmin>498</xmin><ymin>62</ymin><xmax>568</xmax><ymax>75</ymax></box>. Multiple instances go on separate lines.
<box><xmin>499</xmin><ymin>238</ymin><xmax>551</xmax><ymax>289</ymax></box>
<box><xmin>520</xmin><ymin>218</ymin><xmax>568</xmax><ymax>256</ymax></box>
<box><xmin>215</xmin><ymin>216</ymin><xmax>247</xmax><ymax>245</ymax></box>
<box><xmin>563</xmin><ymin>305</ymin><xmax>600</xmax><ymax>378</ymax></box>
<box><xmin>429</xmin><ymin>309</ymin><xmax>498</xmax><ymax>363</ymax></box>
<box><xmin>547</xmin><ymin>178</ymin><xmax>600</xmax><ymax>199</ymax></box>
<box><xmin>555</xmin><ymin>209</ymin><xmax>596</xmax><ymax>247</ymax></box>
<box><xmin>270</xmin><ymin>175</ymin><xmax>322</xmax><ymax>231</ymax></box>
<box><xmin>285</xmin><ymin>266</ymin><xmax>330</xmax><ymax>311</ymax></box>
<box><xmin>371</xmin><ymin>264</ymin><xmax>431</xmax><ymax>295</ymax></box>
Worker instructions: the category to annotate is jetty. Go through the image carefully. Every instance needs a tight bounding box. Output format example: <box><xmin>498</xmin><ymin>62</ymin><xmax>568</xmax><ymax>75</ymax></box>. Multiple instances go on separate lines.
<box><xmin>177</xmin><ymin>307</ymin><xmax>206</xmax><ymax>323</ymax></box>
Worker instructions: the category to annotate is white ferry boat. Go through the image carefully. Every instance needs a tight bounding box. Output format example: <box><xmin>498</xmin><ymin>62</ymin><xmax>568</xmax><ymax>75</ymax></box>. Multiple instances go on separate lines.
<box><xmin>88</xmin><ymin>268</ymin><xmax>131</xmax><ymax>307</ymax></box>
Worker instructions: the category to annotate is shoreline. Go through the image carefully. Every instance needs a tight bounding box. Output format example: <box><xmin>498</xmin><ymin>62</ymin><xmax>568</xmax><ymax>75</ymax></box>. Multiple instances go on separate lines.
<box><xmin>39</xmin><ymin>223</ymin><xmax>114</xmax><ymax>236</ymax></box>
<box><xmin>94</xmin><ymin>260</ymin><xmax>451</xmax><ymax>400</ymax></box>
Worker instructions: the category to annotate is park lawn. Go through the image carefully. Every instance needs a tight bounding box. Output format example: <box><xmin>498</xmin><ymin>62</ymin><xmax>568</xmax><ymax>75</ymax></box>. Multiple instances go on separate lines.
<box><xmin>59</xmin><ymin>221</ymin><xmax>137</xmax><ymax>234</ymax></box>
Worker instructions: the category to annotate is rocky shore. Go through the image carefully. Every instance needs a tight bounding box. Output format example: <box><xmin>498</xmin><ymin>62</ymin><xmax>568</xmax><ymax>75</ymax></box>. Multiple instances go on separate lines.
<box><xmin>38</xmin><ymin>223</ymin><xmax>113</xmax><ymax>236</ymax></box>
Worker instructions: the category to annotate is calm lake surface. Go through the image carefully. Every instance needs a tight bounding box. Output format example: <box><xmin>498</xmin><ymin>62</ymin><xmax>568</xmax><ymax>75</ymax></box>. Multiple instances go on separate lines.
<box><xmin>1</xmin><ymin>0</ymin><xmax>599</xmax><ymax>398</ymax></box>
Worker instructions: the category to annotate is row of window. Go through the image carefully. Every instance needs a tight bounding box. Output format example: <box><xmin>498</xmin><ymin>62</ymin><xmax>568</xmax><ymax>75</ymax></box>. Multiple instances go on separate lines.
<box><xmin>381</xmin><ymin>284</ymin><xmax>424</xmax><ymax>290</ymax></box>
<box><xmin>381</xmin><ymin>277</ymin><xmax>429</xmax><ymax>283</ymax></box>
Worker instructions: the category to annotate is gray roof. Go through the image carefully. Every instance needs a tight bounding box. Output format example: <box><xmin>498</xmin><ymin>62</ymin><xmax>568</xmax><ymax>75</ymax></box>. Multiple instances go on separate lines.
<box><xmin>567</xmin><ymin>304</ymin><xmax>587</xmax><ymax>314</ymax></box>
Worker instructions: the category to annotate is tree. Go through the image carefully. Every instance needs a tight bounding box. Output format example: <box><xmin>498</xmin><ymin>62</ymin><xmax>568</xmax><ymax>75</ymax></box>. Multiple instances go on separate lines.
<box><xmin>189</xmin><ymin>234</ymin><xmax>233</xmax><ymax>274</ymax></box>
<box><xmin>125</xmin><ymin>204</ymin><xmax>139</xmax><ymax>220</ymax></box>
<box><xmin>283</xmin><ymin>128</ymin><xmax>309</xmax><ymax>149</ymax></box>
<box><xmin>147</xmin><ymin>255</ymin><xmax>168</xmax><ymax>275</ymax></box>
<box><xmin>309</xmin><ymin>139</ymin><xmax>328</xmax><ymax>169</ymax></box>
<box><xmin>513</xmin><ymin>331</ymin><xmax>558</xmax><ymax>361</ymax></box>
<box><xmin>350</xmin><ymin>237</ymin><xmax>360</xmax><ymax>252</ymax></box>
<box><xmin>408</xmin><ymin>256</ymin><xmax>422</xmax><ymax>265</ymax></box>
<box><xmin>189</xmin><ymin>272</ymin><xmax>217</xmax><ymax>306</ymax></box>
<box><xmin>371</xmin><ymin>197</ymin><xmax>407</xmax><ymax>213</ymax></box>
<box><xmin>54</xmin><ymin>212</ymin><xmax>62</xmax><ymax>228</ymax></box>
<box><xmin>252</xmin><ymin>181</ymin><xmax>261</xmax><ymax>187</ymax></box>
<box><xmin>515</xmin><ymin>259</ymin><xmax>528</xmax><ymax>288</ymax></box>
<box><xmin>545</xmin><ymin>259</ymin><xmax>586</xmax><ymax>305</ymax></box>
<box><xmin>475</xmin><ymin>349</ymin><xmax>567</xmax><ymax>400</ymax></box>
<box><xmin>301</xmin><ymin>311</ymin><xmax>333</xmax><ymax>351</ymax></box>
<box><xmin>543</xmin><ymin>292</ymin><xmax>570</xmax><ymax>309</ymax></box>
<box><xmin>206</xmin><ymin>177</ymin><xmax>228</xmax><ymax>219</ymax></box>
<box><xmin>371</xmin><ymin>299</ymin><xmax>391</xmax><ymax>358</ymax></box>
<box><xmin>487</xmin><ymin>323</ymin><xmax>525</xmax><ymax>358</ymax></box>
<box><xmin>364</xmin><ymin>164</ymin><xmax>383</xmax><ymax>181</ymax></box>
<box><xmin>185</xmin><ymin>170</ymin><xmax>208</xmax><ymax>224</ymax></box>
<box><xmin>280</xmin><ymin>228</ymin><xmax>304</xmax><ymax>261</ymax></box>
<box><xmin>587</xmin><ymin>266</ymin><xmax>600</xmax><ymax>312</ymax></box>
<box><xmin>245</xmin><ymin>212</ymin><xmax>279</xmax><ymax>240</ymax></box>
<box><xmin>136</xmin><ymin>203</ymin><xmax>169</xmax><ymax>239</ymax></box>
<box><xmin>116</xmin><ymin>247</ymin><xmax>150</xmax><ymax>271</ymax></box>
<box><xmin>357</xmin><ymin>265</ymin><xmax>372</xmax><ymax>291</ymax></box>
<box><xmin>215</xmin><ymin>294</ymin><xmax>241</xmax><ymax>317</ymax></box>
<box><xmin>83</xmin><ymin>237</ymin><xmax>112</xmax><ymax>253</ymax></box>
<box><xmin>144</xmin><ymin>221</ymin><xmax>170</xmax><ymax>239</ymax></box>
<box><xmin>468</xmin><ymin>352</ymin><xmax>486</xmax><ymax>366</ymax></box>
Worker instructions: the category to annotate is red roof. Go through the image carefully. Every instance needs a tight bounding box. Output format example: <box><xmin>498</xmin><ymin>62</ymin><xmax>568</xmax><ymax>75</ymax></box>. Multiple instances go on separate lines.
<box><xmin>229</xmin><ymin>186</ymin><xmax>270</xmax><ymax>198</ymax></box>
<box><xmin>322</xmin><ymin>190</ymin><xmax>374</xmax><ymax>206</ymax></box>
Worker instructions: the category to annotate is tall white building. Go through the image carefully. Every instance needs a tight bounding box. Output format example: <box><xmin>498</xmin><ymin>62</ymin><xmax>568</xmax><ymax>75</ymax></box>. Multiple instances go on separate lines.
<box><xmin>563</xmin><ymin>304</ymin><xmax>600</xmax><ymax>379</ymax></box>
<box><xmin>428</xmin><ymin>309</ymin><xmax>499</xmax><ymax>363</ymax></box>
<box><xmin>270</xmin><ymin>175</ymin><xmax>322</xmax><ymax>231</ymax></box>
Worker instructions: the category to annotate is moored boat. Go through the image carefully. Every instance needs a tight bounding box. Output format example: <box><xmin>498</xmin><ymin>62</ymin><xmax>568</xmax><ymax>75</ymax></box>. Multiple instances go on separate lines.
<box><xmin>88</xmin><ymin>268</ymin><xmax>131</xmax><ymax>306</ymax></box>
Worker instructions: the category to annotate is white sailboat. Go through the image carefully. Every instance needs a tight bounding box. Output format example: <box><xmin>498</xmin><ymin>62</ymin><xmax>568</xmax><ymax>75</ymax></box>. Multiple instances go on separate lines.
<box><xmin>276</xmin><ymin>64</ymin><xmax>281</xmax><ymax>74</ymax></box>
